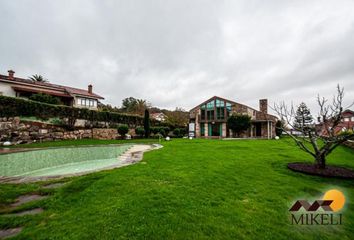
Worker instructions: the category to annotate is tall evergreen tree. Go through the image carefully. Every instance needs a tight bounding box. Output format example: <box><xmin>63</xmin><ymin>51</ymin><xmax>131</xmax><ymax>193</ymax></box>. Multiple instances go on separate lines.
<box><xmin>293</xmin><ymin>102</ymin><xmax>313</xmax><ymax>132</ymax></box>
<box><xmin>144</xmin><ymin>109</ymin><xmax>150</xmax><ymax>138</ymax></box>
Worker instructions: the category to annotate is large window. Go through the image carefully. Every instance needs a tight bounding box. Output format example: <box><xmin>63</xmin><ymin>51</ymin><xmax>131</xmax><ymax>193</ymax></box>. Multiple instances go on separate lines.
<box><xmin>216</xmin><ymin>99</ymin><xmax>225</xmax><ymax>120</ymax></box>
<box><xmin>206</xmin><ymin>100</ymin><xmax>214</xmax><ymax>110</ymax></box>
<box><xmin>206</xmin><ymin>100</ymin><xmax>215</xmax><ymax>120</ymax></box>
<box><xmin>200</xmin><ymin>105</ymin><xmax>206</xmax><ymax>120</ymax></box>
<box><xmin>77</xmin><ymin>97</ymin><xmax>97</xmax><ymax>107</ymax></box>
<box><xmin>200</xmin><ymin>123</ymin><xmax>205</xmax><ymax>136</ymax></box>
<box><xmin>200</xmin><ymin>99</ymin><xmax>234</xmax><ymax>121</ymax></box>
<box><xmin>226</xmin><ymin>102</ymin><xmax>232</xmax><ymax>117</ymax></box>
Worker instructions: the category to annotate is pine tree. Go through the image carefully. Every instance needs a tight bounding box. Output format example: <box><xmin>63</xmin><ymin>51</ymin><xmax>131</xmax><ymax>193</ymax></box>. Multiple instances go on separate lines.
<box><xmin>293</xmin><ymin>102</ymin><xmax>313</xmax><ymax>132</ymax></box>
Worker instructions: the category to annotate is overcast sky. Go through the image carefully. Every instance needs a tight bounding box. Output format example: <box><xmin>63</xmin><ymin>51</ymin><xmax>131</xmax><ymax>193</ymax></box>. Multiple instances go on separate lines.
<box><xmin>1</xmin><ymin>0</ymin><xmax>353</xmax><ymax>114</ymax></box>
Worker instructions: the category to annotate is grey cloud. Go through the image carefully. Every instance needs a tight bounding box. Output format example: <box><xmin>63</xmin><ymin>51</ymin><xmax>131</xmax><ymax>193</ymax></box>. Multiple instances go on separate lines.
<box><xmin>0</xmin><ymin>0</ymin><xmax>353</xmax><ymax>114</ymax></box>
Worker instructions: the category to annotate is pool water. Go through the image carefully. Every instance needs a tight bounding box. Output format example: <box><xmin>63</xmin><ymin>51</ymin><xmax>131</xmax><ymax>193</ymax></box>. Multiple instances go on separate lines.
<box><xmin>0</xmin><ymin>145</ymin><xmax>132</xmax><ymax>177</ymax></box>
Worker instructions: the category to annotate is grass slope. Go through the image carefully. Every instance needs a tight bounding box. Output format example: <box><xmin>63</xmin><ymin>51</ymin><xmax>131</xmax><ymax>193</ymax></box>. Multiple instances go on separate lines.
<box><xmin>0</xmin><ymin>139</ymin><xmax>353</xmax><ymax>239</ymax></box>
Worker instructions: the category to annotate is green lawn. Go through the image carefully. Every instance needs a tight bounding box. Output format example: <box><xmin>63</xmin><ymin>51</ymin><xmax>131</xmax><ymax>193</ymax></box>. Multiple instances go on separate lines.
<box><xmin>0</xmin><ymin>138</ymin><xmax>354</xmax><ymax>239</ymax></box>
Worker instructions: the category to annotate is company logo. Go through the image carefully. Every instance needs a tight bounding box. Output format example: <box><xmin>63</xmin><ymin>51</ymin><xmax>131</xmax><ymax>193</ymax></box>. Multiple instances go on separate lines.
<box><xmin>289</xmin><ymin>189</ymin><xmax>345</xmax><ymax>225</ymax></box>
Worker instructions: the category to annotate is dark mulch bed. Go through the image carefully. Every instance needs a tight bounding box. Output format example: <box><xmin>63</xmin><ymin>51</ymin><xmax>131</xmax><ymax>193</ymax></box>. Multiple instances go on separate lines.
<box><xmin>288</xmin><ymin>162</ymin><xmax>354</xmax><ymax>179</ymax></box>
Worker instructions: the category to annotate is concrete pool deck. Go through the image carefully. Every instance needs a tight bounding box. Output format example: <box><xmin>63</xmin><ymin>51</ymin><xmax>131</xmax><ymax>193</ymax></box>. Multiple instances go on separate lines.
<box><xmin>0</xmin><ymin>144</ymin><xmax>162</xmax><ymax>183</ymax></box>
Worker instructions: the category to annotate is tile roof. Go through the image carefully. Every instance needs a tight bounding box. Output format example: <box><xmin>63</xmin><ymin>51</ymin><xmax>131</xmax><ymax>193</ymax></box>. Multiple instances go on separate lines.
<box><xmin>0</xmin><ymin>74</ymin><xmax>104</xmax><ymax>99</ymax></box>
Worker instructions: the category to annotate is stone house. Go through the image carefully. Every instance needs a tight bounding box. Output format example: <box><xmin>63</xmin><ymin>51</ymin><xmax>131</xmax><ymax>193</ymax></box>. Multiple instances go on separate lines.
<box><xmin>0</xmin><ymin>70</ymin><xmax>104</xmax><ymax>110</ymax></box>
<box><xmin>189</xmin><ymin>96</ymin><xmax>277</xmax><ymax>138</ymax></box>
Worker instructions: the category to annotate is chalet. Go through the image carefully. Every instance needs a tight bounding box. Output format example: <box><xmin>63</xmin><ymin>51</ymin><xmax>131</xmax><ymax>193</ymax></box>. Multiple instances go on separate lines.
<box><xmin>316</xmin><ymin>109</ymin><xmax>354</xmax><ymax>136</ymax></box>
<box><xmin>189</xmin><ymin>96</ymin><xmax>277</xmax><ymax>138</ymax></box>
<box><xmin>150</xmin><ymin>112</ymin><xmax>167</xmax><ymax>122</ymax></box>
<box><xmin>0</xmin><ymin>70</ymin><xmax>104</xmax><ymax>110</ymax></box>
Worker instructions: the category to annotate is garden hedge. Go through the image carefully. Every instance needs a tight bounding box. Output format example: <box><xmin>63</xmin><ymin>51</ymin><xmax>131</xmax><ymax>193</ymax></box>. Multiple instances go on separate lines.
<box><xmin>0</xmin><ymin>96</ymin><xmax>188</xmax><ymax>130</ymax></box>
<box><xmin>0</xmin><ymin>96</ymin><xmax>144</xmax><ymax>127</ymax></box>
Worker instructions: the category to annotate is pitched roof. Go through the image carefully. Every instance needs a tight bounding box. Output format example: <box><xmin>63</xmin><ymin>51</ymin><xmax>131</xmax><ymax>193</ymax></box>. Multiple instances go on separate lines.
<box><xmin>189</xmin><ymin>95</ymin><xmax>277</xmax><ymax>122</ymax></box>
<box><xmin>0</xmin><ymin>73</ymin><xmax>104</xmax><ymax>99</ymax></box>
<box><xmin>342</xmin><ymin>109</ymin><xmax>354</xmax><ymax>115</ymax></box>
<box><xmin>189</xmin><ymin>96</ymin><xmax>241</xmax><ymax>112</ymax></box>
<box><xmin>64</xmin><ymin>86</ymin><xmax>104</xmax><ymax>99</ymax></box>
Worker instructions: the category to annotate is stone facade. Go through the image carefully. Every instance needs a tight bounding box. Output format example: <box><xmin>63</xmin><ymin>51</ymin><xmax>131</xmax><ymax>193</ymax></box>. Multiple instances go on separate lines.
<box><xmin>0</xmin><ymin>117</ymin><xmax>124</xmax><ymax>145</ymax></box>
<box><xmin>189</xmin><ymin>96</ymin><xmax>277</xmax><ymax>139</ymax></box>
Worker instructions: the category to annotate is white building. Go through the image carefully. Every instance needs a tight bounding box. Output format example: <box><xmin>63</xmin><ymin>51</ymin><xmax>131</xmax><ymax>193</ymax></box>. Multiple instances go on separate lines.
<box><xmin>0</xmin><ymin>70</ymin><xmax>104</xmax><ymax>110</ymax></box>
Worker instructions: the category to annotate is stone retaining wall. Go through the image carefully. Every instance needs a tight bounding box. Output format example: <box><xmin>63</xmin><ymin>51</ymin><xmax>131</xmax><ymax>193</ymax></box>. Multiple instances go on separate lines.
<box><xmin>0</xmin><ymin>117</ymin><xmax>122</xmax><ymax>145</ymax></box>
<box><xmin>92</xmin><ymin>128</ymin><xmax>118</xmax><ymax>140</ymax></box>
<box><xmin>343</xmin><ymin>140</ymin><xmax>354</xmax><ymax>149</ymax></box>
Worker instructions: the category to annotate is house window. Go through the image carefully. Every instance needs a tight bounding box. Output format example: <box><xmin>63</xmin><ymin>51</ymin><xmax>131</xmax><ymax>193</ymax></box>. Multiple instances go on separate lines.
<box><xmin>216</xmin><ymin>99</ymin><xmax>225</xmax><ymax>120</ymax></box>
<box><xmin>226</xmin><ymin>102</ymin><xmax>232</xmax><ymax>117</ymax></box>
<box><xmin>200</xmin><ymin>105</ymin><xmax>206</xmax><ymax>120</ymax></box>
<box><xmin>200</xmin><ymin>124</ymin><xmax>205</xmax><ymax>136</ymax></box>
<box><xmin>344</xmin><ymin>117</ymin><xmax>350</xmax><ymax>122</ymax></box>
<box><xmin>351</xmin><ymin>117</ymin><xmax>354</xmax><ymax>121</ymax></box>
<box><xmin>206</xmin><ymin>100</ymin><xmax>214</xmax><ymax>110</ymax></box>
<box><xmin>77</xmin><ymin>97</ymin><xmax>96</xmax><ymax>107</ymax></box>
<box><xmin>206</xmin><ymin>100</ymin><xmax>215</xmax><ymax>121</ymax></box>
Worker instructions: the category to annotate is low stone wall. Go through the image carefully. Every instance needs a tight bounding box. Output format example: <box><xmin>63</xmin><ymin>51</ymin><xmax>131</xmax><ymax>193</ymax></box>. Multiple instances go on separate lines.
<box><xmin>343</xmin><ymin>140</ymin><xmax>354</xmax><ymax>149</ymax></box>
<box><xmin>92</xmin><ymin>128</ymin><xmax>118</xmax><ymax>140</ymax></box>
<box><xmin>0</xmin><ymin>117</ymin><xmax>121</xmax><ymax>145</ymax></box>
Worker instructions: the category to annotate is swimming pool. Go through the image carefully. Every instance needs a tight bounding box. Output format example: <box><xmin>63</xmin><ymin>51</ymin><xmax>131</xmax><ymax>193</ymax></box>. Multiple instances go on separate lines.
<box><xmin>0</xmin><ymin>145</ymin><xmax>133</xmax><ymax>178</ymax></box>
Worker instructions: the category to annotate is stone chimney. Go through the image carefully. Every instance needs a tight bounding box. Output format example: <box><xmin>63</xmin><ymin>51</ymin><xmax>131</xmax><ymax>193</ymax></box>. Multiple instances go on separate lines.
<box><xmin>88</xmin><ymin>84</ymin><xmax>93</xmax><ymax>94</ymax></box>
<box><xmin>8</xmin><ymin>70</ymin><xmax>15</xmax><ymax>79</ymax></box>
<box><xmin>259</xmin><ymin>99</ymin><xmax>268</xmax><ymax>114</ymax></box>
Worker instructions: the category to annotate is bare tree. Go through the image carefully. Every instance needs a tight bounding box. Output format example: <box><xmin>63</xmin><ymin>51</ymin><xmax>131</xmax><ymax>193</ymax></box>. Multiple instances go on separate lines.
<box><xmin>273</xmin><ymin>85</ymin><xmax>354</xmax><ymax>169</ymax></box>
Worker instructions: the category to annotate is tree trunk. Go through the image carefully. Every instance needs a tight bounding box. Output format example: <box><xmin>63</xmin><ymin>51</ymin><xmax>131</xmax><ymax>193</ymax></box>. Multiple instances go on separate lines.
<box><xmin>315</xmin><ymin>154</ymin><xmax>326</xmax><ymax>169</ymax></box>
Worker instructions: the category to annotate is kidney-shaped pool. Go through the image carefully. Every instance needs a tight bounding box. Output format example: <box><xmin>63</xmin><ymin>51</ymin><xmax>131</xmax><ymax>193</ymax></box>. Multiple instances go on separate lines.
<box><xmin>0</xmin><ymin>144</ymin><xmax>135</xmax><ymax>178</ymax></box>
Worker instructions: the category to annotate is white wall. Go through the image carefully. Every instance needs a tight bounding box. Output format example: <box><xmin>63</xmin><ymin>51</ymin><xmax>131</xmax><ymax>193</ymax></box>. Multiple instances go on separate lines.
<box><xmin>0</xmin><ymin>82</ymin><xmax>16</xmax><ymax>97</ymax></box>
<box><xmin>73</xmin><ymin>96</ymin><xmax>98</xmax><ymax>110</ymax></box>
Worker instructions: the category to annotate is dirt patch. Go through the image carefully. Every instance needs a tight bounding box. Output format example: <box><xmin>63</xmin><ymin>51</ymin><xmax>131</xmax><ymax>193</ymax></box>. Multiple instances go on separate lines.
<box><xmin>11</xmin><ymin>194</ymin><xmax>48</xmax><ymax>207</ymax></box>
<box><xmin>288</xmin><ymin>162</ymin><xmax>354</xmax><ymax>179</ymax></box>
<box><xmin>0</xmin><ymin>227</ymin><xmax>22</xmax><ymax>238</ymax></box>
<box><xmin>4</xmin><ymin>208</ymin><xmax>43</xmax><ymax>217</ymax></box>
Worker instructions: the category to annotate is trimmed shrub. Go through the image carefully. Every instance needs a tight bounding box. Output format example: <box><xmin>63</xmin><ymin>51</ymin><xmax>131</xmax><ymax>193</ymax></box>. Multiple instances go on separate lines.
<box><xmin>151</xmin><ymin>127</ymin><xmax>160</xmax><ymax>135</ymax></box>
<box><xmin>173</xmin><ymin>128</ymin><xmax>181</xmax><ymax>137</ymax></box>
<box><xmin>29</xmin><ymin>93</ymin><xmax>61</xmax><ymax>105</ymax></box>
<box><xmin>179</xmin><ymin>127</ymin><xmax>187</xmax><ymax>136</ymax></box>
<box><xmin>135</xmin><ymin>127</ymin><xmax>145</xmax><ymax>137</ymax></box>
<box><xmin>117</xmin><ymin>125</ymin><xmax>129</xmax><ymax>138</ymax></box>
<box><xmin>162</xmin><ymin>127</ymin><xmax>170</xmax><ymax>137</ymax></box>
